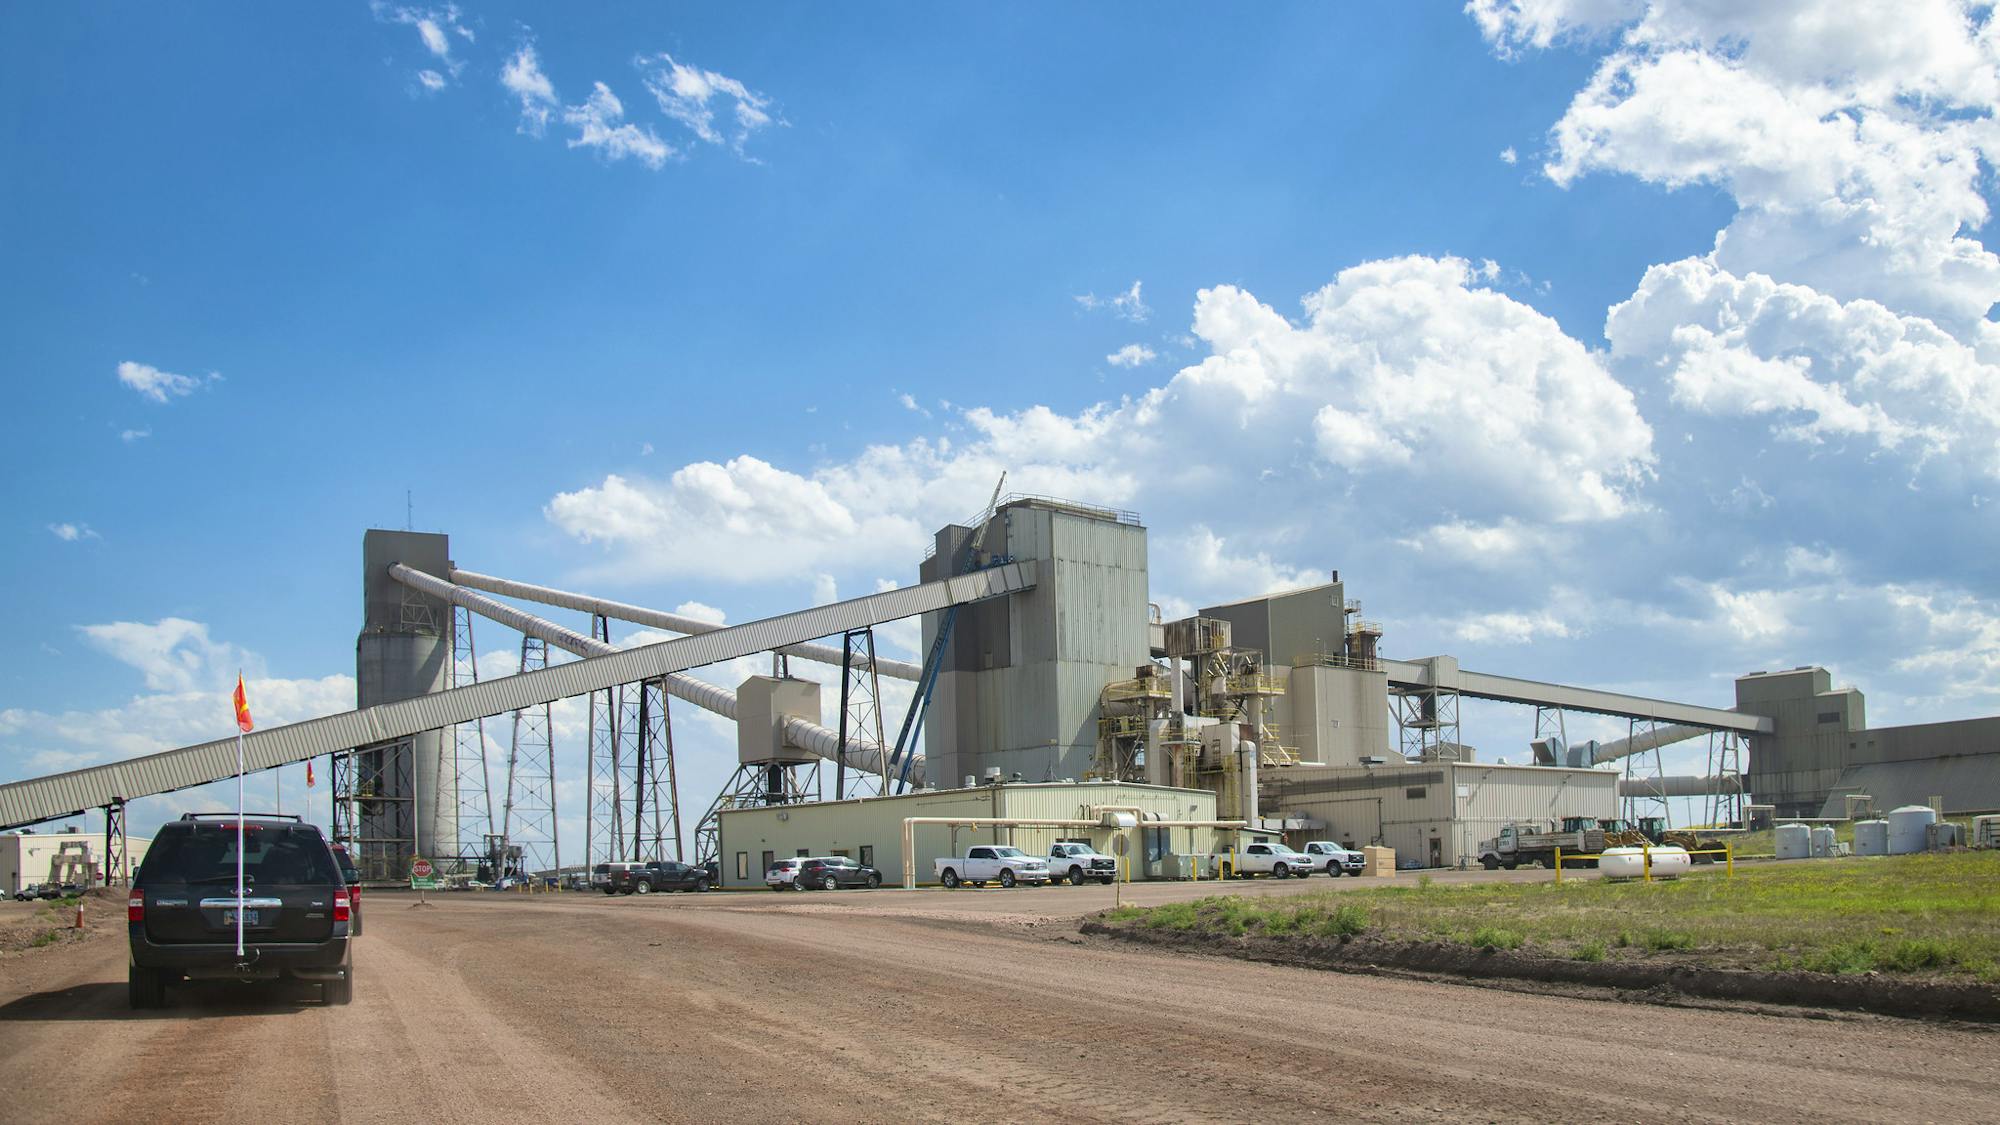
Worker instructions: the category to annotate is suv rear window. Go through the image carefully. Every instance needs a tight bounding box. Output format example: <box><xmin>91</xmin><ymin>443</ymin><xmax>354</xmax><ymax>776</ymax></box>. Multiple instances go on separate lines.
<box><xmin>140</xmin><ymin>824</ymin><xmax>340</xmax><ymax>886</ymax></box>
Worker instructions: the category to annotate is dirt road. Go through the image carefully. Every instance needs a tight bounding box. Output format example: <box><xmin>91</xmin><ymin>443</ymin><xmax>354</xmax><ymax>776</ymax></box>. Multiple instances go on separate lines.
<box><xmin>1</xmin><ymin>887</ymin><xmax>1993</xmax><ymax>1123</ymax></box>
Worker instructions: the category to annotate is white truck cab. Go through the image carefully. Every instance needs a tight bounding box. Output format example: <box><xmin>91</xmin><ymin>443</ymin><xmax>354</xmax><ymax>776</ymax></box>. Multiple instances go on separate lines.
<box><xmin>1046</xmin><ymin>841</ymin><xmax>1119</xmax><ymax>885</ymax></box>
<box><xmin>1216</xmin><ymin>840</ymin><xmax>1312</xmax><ymax>879</ymax></box>
<box><xmin>1302</xmin><ymin>841</ymin><xmax>1365</xmax><ymax>876</ymax></box>
<box><xmin>935</xmin><ymin>846</ymin><xmax>1052</xmax><ymax>888</ymax></box>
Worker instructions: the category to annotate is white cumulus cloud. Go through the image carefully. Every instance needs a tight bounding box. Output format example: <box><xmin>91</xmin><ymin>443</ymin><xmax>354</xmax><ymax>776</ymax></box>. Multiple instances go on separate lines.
<box><xmin>544</xmin><ymin>257</ymin><xmax>1655</xmax><ymax>588</ymax></box>
<box><xmin>47</xmin><ymin>523</ymin><xmax>100</xmax><ymax>543</ymax></box>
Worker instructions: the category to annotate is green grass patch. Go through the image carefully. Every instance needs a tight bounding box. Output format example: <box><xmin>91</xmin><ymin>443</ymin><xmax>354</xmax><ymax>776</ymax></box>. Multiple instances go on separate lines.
<box><xmin>1471</xmin><ymin>926</ymin><xmax>1524</xmax><ymax>950</ymax></box>
<box><xmin>1096</xmin><ymin>852</ymin><xmax>2000</xmax><ymax>981</ymax></box>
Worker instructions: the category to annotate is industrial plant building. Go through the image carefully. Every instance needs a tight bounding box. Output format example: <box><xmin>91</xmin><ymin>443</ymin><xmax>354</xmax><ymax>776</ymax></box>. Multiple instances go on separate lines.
<box><xmin>4</xmin><ymin>491</ymin><xmax>1998</xmax><ymax>880</ymax></box>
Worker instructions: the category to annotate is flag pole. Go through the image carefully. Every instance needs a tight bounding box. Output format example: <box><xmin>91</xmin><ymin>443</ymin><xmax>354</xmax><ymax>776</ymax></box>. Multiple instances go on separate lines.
<box><xmin>236</xmin><ymin>682</ymin><xmax>246</xmax><ymax>960</ymax></box>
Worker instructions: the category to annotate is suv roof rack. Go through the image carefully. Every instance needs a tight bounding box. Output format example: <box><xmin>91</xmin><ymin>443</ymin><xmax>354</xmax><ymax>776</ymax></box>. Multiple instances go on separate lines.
<box><xmin>178</xmin><ymin>812</ymin><xmax>304</xmax><ymax>822</ymax></box>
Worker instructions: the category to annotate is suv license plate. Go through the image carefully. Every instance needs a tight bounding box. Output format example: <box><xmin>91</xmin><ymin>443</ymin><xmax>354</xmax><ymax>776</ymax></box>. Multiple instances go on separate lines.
<box><xmin>223</xmin><ymin>909</ymin><xmax>260</xmax><ymax>926</ymax></box>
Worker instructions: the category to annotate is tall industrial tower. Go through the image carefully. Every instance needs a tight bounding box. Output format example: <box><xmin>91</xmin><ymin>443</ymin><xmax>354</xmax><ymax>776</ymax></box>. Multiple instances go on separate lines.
<box><xmin>348</xmin><ymin>530</ymin><xmax>454</xmax><ymax>880</ymax></box>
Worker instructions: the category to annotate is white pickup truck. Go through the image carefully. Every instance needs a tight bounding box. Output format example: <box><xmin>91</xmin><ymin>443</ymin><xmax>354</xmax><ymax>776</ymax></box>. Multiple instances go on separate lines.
<box><xmin>935</xmin><ymin>846</ymin><xmax>1053</xmax><ymax>888</ymax></box>
<box><xmin>1215</xmin><ymin>841</ymin><xmax>1313</xmax><ymax>879</ymax></box>
<box><xmin>1303</xmin><ymin>841</ymin><xmax>1365</xmax><ymax>877</ymax></box>
<box><xmin>1045</xmin><ymin>842</ymin><xmax>1119</xmax><ymax>885</ymax></box>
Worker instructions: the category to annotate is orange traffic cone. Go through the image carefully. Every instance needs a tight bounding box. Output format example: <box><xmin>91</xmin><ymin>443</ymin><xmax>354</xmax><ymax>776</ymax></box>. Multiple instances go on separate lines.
<box><xmin>73</xmin><ymin>898</ymin><xmax>85</xmax><ymax>929</ymax></box>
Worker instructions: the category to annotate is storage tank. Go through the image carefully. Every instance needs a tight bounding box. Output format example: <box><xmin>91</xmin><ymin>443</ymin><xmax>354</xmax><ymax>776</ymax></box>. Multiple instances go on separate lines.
<box><xmin>1810</xmin><ymin>825</ymin><xmax>1836</xmax><ymax>858</ymax></box>
<box><xmin>1887</xmin><ymin>805</ymin><xmax>1937</xmax><ymax>854</ymax></box>
<box><xmin>1775</xmin><ymin>823</ymin><xmax>1812</xmax><ymax>860</ymax></box>
<box><xmin>1599</xmin><ymin>845</ymin><xmax>1691</xmax><ymax>880</ymax></box>
<box><xmin>1853</xmin><ymin>819</ymin><xmax>1889</xmax><ymax>856</ymax></box>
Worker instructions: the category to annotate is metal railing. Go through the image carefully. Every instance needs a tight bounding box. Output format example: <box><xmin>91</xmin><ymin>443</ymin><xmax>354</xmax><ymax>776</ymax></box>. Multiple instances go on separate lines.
<box><xmin>1552</xmin><ymin>843</ymin><xmax>1735</xmax><ymax>885</ymax></box>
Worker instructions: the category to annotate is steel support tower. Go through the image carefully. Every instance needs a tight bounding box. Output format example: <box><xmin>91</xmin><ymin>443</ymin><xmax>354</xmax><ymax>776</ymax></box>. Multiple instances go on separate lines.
<box><xmin>623</xmin><ymin>676</ymin><xmax>682</xmax><ymax>862</ymax></box>
<box><xmin>448</xmin><ymin>605</ymin><xmax>495</xmax><ymax>875</ymax></box>
<box><xmin>500</xmin><ymin>636</ymin><xmax>559</xmax><ymax>879</ymax></box>
<box><xmin>835</xmin><ymin>628</ymin><xmax>887</xmax><ymax>800</ymax></box>
<box><xmin>1621</xmin><ymin>717</ymin><xmax>1672</xmax><ymax>827</ymax></box>
<box><xmin>691</xmin><ymin>758</ymin><xmax>820</xmax><ymax>868</ymax></box>
<box><xmin>1393</xmin><ymin>686</ymin><xmax>1460</xmax><ymax>760</ymax></box>
<box><xmin>333</xmin><ymin>735</ymin><xmax>416</xmax><ymax>881</ymax></box>
<box><xmin>585</xmin><ymin>615</ymin><xmax>624</xmax><ymax>871</ymax></box>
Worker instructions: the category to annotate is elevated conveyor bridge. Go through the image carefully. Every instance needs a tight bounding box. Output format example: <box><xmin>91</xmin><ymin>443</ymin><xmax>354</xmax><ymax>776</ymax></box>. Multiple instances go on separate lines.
<box><xmin>0</xmin><ymin>560</ymin><xmax>1037</xmax><ymax>832</ymax></box>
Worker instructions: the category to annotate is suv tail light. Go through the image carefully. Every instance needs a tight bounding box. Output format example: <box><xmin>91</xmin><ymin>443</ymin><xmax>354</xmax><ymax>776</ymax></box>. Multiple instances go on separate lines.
<box><xmin>333</xmin><ymin>890</ymin><xmax>351</xmax><ymax>923</ymax></box>
<box><xmin>128</xmin><ymin>893</ymin><xmax>144</xmax><ymax>922</ymax></box>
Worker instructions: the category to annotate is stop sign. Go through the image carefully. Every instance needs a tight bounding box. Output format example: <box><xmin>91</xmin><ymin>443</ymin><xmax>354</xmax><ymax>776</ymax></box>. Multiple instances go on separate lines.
<box><xmin>410</xmin><ymin>857</ymin><xmax>434</xmax><ymax>880</ymax></box>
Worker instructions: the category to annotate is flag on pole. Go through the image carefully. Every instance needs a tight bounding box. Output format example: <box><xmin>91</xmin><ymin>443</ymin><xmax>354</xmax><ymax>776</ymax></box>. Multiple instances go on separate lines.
<box><xmin>233</xmin><ymin>674</ymin><xmax>254</xmax><ymax>733</ymax></box>
<box><xmin>232</xmin><ymin>673</ymin><xmax>249</xmax><ymax>959</ymax></box>
<box><xmin>306</xmin><ymin>759</ymin><xmax>315</xmax><ymax>788</ymax></box>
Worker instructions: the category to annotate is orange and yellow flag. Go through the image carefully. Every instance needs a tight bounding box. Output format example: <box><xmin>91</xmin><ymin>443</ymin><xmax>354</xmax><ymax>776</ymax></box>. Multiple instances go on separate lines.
<box><xmin>233</xmin><ymin>674</ymin><xmax>254</xmax><ymax>733</ymax></box>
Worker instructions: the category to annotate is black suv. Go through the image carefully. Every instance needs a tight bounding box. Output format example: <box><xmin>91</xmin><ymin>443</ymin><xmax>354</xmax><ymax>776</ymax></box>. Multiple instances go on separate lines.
<box><xmin>127</xmin><ymin>814</ymin><xmax>355</xmax><ymax>1008</ymax></box>
<box><xmin>613</xmin><ymin>860</ymin><xmax>711</xmax><ymax>894</ymax></box>
<box><xmin>799</xmin><ymin>856</ymin><xmax>882</xmax><ymax>890</ymax></box>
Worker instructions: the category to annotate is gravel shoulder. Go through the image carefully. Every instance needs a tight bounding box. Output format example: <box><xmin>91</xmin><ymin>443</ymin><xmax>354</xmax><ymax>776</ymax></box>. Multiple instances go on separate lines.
<box><xmin>0</xmin><ymin>887</ymin><xmax>1993</xmax><ymax>1123</ymax></box>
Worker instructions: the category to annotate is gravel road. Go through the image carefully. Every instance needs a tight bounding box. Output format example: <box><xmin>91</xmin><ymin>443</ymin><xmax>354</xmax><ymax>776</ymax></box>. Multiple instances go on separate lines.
<box><xmin>1</xmin><ymin>887</ymin><xmax>1993</xmax><ymax>1123</ymax></box>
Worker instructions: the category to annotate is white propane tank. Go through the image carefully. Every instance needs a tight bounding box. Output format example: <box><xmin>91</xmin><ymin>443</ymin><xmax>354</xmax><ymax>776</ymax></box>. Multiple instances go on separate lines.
<box><xmin>1887</xmin><ymin>805</ymin><xmax>1938</xmax><ymax>855</ymax></box>
<box><xmin>1853</xmin><ymin>819</ymin><xmax>1890</xmax><ymax>856</ymax></box>
<box><xmin>1810</xmin><ymin>825</ymin><xmax>1836</xmax><ymax>858</ymax></box>
<box><xmin>1775</xmin><ymin>823</ymin><xmax>1812</xmax><ymax>860</ymax></box>
<box><xmin>1598</xmin><ymin>845</ymin><xmax>1691</xmax><ymax>880</ymax></box>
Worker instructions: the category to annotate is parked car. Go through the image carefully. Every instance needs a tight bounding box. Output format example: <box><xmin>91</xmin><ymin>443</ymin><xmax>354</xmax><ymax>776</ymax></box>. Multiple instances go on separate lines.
<box><xmin>935</xmin><ymin>846</ymin><xmax>1052</xmax><ymax>888</ymax></box>
<box><xmin>613</xmin><ymin>861</ymin><xmax>711</xmax><ymax>894</ymax></box>
<box><xmin>1046</xmin><ymin>842</ymin><xmax>1118</xmax><ymax>885</ymax></box>
<box><xmin>766</xmin><ymin>857</ymin><xmax>810</xmax><ymax>890</ymax></box>
<box><xmin>37</xmin><ymin>883</ymin><xmax>62</xmax><ymax>900</ymax></box>
<box><xmin>14</xmin><ymin>884</ymin><xmax>39</xmax><ymax>901</ymax></box>
<box><xmin>1302</xmin><ymin>841</ymin><xmax>1365</xmax><ymax>876</ymax></box>
<box><xmin>127</xmin><ymin>812</ymin><xmax>355</xmax><ymax>1008</ymax></box>
<box><xmin>593</xmin><ymin>861</ymin><xmax>647</xmax><ymax>894</ymax></box>
<box><xmin>1214</xmin><ymin>840</ymin><xmax>1311</xmax><ymax>879</ymax></box>
<box><xmin>799</xmin><ymin>856</ymin><xmax>882</xmax><ymax>890</ymax></box>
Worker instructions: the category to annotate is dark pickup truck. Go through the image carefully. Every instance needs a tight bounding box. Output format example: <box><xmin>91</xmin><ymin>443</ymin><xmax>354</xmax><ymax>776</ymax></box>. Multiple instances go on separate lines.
<box><xmin>612</xmin><ymin>860</ymin><xmax>712</xmax><ymax>895</ymax></box>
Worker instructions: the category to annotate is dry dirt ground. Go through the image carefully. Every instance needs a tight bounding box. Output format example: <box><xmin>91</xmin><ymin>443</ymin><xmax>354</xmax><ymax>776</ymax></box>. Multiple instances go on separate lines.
<box><xmin>0</xmin><ymin>882</ymin><xmax>1994</xmax><ymax>1124</ymax></box>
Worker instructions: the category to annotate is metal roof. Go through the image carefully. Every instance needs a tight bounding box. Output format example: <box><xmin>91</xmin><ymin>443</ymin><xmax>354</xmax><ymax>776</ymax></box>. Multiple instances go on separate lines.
<box><xmin>0</xmin><ymin>560</ymin><xmax>1037</xmax><ymax>830</ymax></box>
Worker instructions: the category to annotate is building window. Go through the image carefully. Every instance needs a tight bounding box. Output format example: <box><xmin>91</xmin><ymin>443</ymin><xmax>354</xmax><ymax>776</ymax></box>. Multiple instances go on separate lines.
<box><xmin>735</xmin><ymin>852</ymin><xmax>749</xmax><ymax>880</ymax></box>
<box><xmin>1817</xmin><ymin>711</ymin><xmax>1841</xmax><ymax>723</ymax></box>
<box><xmin>796</xmin><ymin>848</ymin><xmax>812</xmax><ymax>858</ymax></box>
<box><xmin>830</xmin><ymin>848</ymin><xmax>850</xmax><ymax>857</ymax></box>
<box><xmin>1405</xmin><ymin>787</ymin><xmax>1427</xmax><ymax>799</ymax></box>
<box><xmin>859</xmin><ymin>845</ymin><xmax>874</xmax><ymax>867</ymax></box>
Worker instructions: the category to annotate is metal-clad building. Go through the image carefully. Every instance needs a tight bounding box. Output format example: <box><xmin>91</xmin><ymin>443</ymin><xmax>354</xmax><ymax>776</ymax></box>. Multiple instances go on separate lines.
<box><xmin>2</xmin><ymin>831</ymin><xmax>153</xmax><ymax>893</ymax></box>
<box><xmin>920</xmin><ymin>499</ymin><xmax>1153</xmax><ymax>789</ymax></box>
<box><xmin>1262</xmin><ymin>762</ymin><xmax>1616</xmax><ymax>868</ymax></box>
<box><xmin>716</xmin><ymin>781</ymin><xmax>1222</xmax><ymax>887</ymax></box>
<box><xmin>1202</xmin><ymin>581</ymin><xmax>1348</xmax><ymax>667</ymax></box>
<box><xmin>1739</xmin><ymin>667</ymin><xmax>2000</xmax><ymax>817</ymax></box>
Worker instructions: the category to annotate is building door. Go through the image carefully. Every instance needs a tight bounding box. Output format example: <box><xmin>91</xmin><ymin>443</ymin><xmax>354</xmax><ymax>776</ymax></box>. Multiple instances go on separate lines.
<box><xmin>1428</xmin><ymin>837</ymin><xmax>1442</xmax><ymax>868</ymax></box>
<box><xmin>761</xmin><ymin>850</ymin><xmax>775</xmax><ymax>875</ymax></box>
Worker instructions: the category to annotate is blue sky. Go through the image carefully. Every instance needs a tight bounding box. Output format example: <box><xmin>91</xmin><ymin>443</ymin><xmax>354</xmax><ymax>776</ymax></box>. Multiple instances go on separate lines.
<box><xmin>5</xmin><ymin>3</ymin><xmax>1998</xmax><ymax>847</ymax></box>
